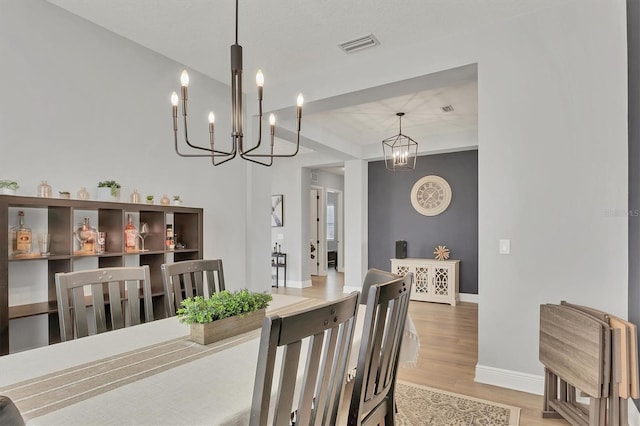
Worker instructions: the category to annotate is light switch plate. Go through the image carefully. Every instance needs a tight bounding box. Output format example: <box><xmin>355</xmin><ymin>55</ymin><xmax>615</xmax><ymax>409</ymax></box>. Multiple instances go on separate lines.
<box><xmin>499</xmin><ymin>239</ymin><xmax>511</xmax><ymax>254</ymax></box>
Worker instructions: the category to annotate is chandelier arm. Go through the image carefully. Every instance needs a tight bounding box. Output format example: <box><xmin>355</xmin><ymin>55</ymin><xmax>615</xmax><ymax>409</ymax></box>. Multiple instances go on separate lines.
<box><xmin>178</xmin><ymin>99</ymin><xmax>235</xmax><ymax>155</ymax></box>
<box><xmin>240</xmin><ymin>121</ymin><xmax>264</xmax><ymax>155</ymax></box>
<box><xmin>174</xmin><ymin>135</ymin><xmax>235</xmax><ymax>158</ymax></box>
<box><xmin>240</xmin><ymin>153</ymin><xmax>274</xmax><ymax>166</ymax></box>
<box><xmin>174</xmin><ymin>132</ymin><xmax>215</xmax><ymax>157</ymax></box>
<box><xmin>212</xmin><ymin>148</ymin><xmax>237</xmax><ymax>165</ymax></box>
<box><xmin>243</xmin><ymin>127</ymin><xmax>301</xmax><ymax>158</ymax></box>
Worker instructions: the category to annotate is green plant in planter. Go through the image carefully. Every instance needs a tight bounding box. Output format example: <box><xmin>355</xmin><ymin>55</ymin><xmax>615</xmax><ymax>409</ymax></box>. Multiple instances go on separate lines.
<box><xmin>97</xmin><ymin>180</ymin><xmax>121</xmax><ymax>197</ymax></box>
<box><xmin>177</xmin><ymin>290</ymin><xmax>273</xmax><ymax>324</ymax></box>
<box><xmin>0</xmin><ymin>180</ymin><xmax>19</xmax><ymax>191</ymax></box>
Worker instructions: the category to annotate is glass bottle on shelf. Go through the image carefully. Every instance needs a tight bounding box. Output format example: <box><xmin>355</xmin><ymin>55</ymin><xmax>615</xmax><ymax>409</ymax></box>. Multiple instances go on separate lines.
<box><xmin>74</xmin><ymin>217</ymin><xmax>97</xmax><ymax>253</ymax></box>
<box><xmin>77</xmin><ymin>187</ymin><xmax>90</xmax><ymax>200</ymax></box>
<box><xmin>130</xmin><ymin>189</ymin><xmax>140</xmax><ymax>204</ymax></box>
<box><xmin>37</xmin><ymin>180</ymin><xmax>52</xmax><ymax>198</ymax></box>
<box><xmin>11</xmin><ymin>210</ymin><xmax>32</xmax><ymax>255</ymax></box>
<box><xmin>160</xmin><ymin>194</ymin><xmax>170</xmax><ymax>206</ymax></box>
<box><xmin>124</xmin><ymin>214</ymin><xmax>137</xmax><ymax>252</ymax></box>
<box><xmin>165</xmin><ymin>224</ymin><xmax>174</xmax><ymax>250</ymax></box>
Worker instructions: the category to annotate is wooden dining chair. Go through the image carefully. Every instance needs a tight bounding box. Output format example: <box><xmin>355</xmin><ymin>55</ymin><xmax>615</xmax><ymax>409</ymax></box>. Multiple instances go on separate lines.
<box><xmin>250</xmin><ymin>292</ymin><xmax>360</xmax><ymax>426</ymax></box>
<box><xmin>348</xmin><ymin>269</ymin><xmax>413</xmax><ymax>426</ymax></box>
<box><xmin>55</xmin><ymin>266</ymin><xmax>154</xmax><ymax>342</ymax></box>
<box><xmin>0</xmin><ymin>395</ymin><xmax>25</xmax><ymax>426</ymax></box>
<box><xmin>161</xmin><ymin>259</ymin><xmax>226</xmax><ymax>317</ymax></box>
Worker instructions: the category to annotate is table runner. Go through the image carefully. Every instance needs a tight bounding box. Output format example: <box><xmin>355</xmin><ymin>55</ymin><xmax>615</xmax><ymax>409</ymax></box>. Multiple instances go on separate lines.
<box><xmin>0</xmin><ymin>294</ymin><xmax>420</xmax><ymax>424</ymax></box>
<box><xmin>1</xmin><ymin>332</ymin><xmax>259</xmax><ymax>420</ymax></box>
<box><xmin>0</xmin><ymin>294</ymin><xmax>322</xmax><ymax>422</ymax></box>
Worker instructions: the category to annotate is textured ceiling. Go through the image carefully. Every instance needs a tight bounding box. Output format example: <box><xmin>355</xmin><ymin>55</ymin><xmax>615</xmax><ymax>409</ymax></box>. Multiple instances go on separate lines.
<box><xmin>46</xmin><ymin>0</ymin><xmax>567</xmax><ymax>156</ymax></box>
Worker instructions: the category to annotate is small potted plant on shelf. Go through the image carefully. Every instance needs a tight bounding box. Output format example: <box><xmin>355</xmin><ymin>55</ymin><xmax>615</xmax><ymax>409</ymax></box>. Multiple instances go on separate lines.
<box><xmin>146</xmin><ymin>195</ymin><xmax>154</xmax><ymax>204</ymax></box>
<box><xmin>97</xmin><ymin>180</ymin><xmax>121</xmax><ymax>201</ymax></box>
<box><xmin>173</xmin><ymin>195</ymin><xmax>182</xmax><ymax>206</ymax></box>
<box><xmin>177</xmin><ymin>290</ymin><xmax>272</xmax><ymax>345</ymax></box>
<box><xmin>0</xmin><ymin>180</ymin><xmax>19</xmax><ymax>195</ymax></box>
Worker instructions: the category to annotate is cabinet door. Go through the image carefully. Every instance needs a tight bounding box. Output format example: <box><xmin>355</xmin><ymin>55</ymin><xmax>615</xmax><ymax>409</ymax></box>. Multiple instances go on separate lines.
<box><xmin>392</xmin><ymin>263</ymin><xmax>410</xmax><ymax>278</ymax></box>
<box><xmin>429</xmin><ymin>264</ymin><xmax>452</xmax><ymax>302</ymax></box>
<box><xmin>411</xmin><ymin>264</ymin><xmax>431</xmax><ymax>301</ymax></box>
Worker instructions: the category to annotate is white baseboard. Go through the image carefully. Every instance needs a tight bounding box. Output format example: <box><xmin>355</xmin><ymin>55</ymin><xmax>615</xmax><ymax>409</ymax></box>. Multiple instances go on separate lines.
<box><xmin>476</xmin><ymin>365</ymin><xmax>640</xmax><ymax>425</ymax></box>
<box><xmin>342</xmin><ymin>289</ymin><xmax>479</xmax><ymax>303</ymax></box>
<box><xmin>284</xmin><ymin>279</ymin><xmax>312</xmax><ymax>289</ymax></box>
<box><xmin>459</xmin><ymin>293</ymin><xmax>478</xmax><ymax>303</ymax></box>
<box><xmin>475</xmin><ymin>364</ymin><xmax>545</xmax><ymax>395</ymax></box>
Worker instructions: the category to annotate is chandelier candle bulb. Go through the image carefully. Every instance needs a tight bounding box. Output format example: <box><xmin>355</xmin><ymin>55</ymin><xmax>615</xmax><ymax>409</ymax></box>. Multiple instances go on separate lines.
<box><xmin>180</xmin><ymin>70</ymin><xmax>189</xmax><ymax>116</ymax></box>
<box><xmin>180</xmin><ymin>70</ymin><xmax>189</xmax><ymax>87</ymax></box>
<box><xmin>208</xmin><ymin>112</ymin><xmax>215</xmax><ymax>147</ymax></box>
<box><xmin>296</xmin><ymin>93</ymin><xmax>303</xmax><ymax>130</ymax></box>
<box><xmin>269</xmin><ymin>114</ymin><xmax>276</xmax><ymax>141</ymax></box>
<box><xmin>256</xmin><ymin>69</ymin><xmax>264</xmax><ymax>101</ymax></box>
<box><xmin>171</xmin><ymin>92</ymin><xmax>179</xmax><ymax>131</ymax></box>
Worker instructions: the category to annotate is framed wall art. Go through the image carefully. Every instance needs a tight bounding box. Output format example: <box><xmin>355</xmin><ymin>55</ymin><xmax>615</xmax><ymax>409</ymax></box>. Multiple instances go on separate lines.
<box><xmin>271</xmin><ymin>194</ymin><xmax>283</xmax><ymax>227</ymax></box>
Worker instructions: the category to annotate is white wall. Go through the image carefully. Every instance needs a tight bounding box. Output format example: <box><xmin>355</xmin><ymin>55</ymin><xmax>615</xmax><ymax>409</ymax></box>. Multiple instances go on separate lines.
<box><xmin>279</xmin><ymin>0</ymin><xmax>628</xmax><ymax>393</ymax></box>
<box><xmin>474</xmin><ymin>1</ymin><xmax>628</xmax><ymax>391</ymax></box>
<box><xmin>270</xmin><ymin>160</ymin><xmax>311</xmax><ymax>287</ymax></box>
<box><xmin>0</xmin><ymin>0</ymin><xmax>270</xmax><ymax>349</ymax></box>
<box><xmin>344</xmin><ymin>160</ymin><xmax>368</xmax><ymax>292</ymax></box>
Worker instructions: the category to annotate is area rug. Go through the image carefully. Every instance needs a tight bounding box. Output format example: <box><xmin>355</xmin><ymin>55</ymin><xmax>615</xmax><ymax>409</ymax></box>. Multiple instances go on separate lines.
<box><xmin>396</xmin><ymin>381</ymin><xmax>521</xmax><ymax>425</ymax></box>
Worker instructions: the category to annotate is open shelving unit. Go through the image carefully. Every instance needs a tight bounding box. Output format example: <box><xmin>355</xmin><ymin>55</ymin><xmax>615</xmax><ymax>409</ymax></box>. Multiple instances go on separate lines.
<box><xmin>0</xmin><ymin>195</ymin><xmax>203</xmax><ymax>355</ymax></box>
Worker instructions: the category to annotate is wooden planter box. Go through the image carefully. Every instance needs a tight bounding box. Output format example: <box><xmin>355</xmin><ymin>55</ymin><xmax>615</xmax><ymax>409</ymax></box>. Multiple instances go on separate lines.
<box><xmin>189</xmin><ymin>309</ymin><xmax>266</xmax><ymax>345</ymax></box>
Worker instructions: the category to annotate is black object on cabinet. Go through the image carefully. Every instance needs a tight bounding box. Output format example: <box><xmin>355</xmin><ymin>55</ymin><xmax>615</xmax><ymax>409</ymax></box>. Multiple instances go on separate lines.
<box><xmin>395</xmin><ymin>240</ymin><xmax>407</xmax><ymax>259</ymax></box>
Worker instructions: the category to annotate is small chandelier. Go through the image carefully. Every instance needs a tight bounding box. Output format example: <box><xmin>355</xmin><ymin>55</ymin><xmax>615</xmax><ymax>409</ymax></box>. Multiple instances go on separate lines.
<box><xmin>170</xmin><ymin>0</ymin><xmax>303</xmax><ymax>167</ymax></box>
<box><xmin>382</xmin><ymin>112</ymin><xmax>418</xmax><ymax>171</ymax></box>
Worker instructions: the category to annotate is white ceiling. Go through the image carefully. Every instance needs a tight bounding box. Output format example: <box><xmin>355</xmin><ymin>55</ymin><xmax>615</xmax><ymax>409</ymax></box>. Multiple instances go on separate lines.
<box><xmin>46</xmin><ymin>0</ymin><xmax>566</xmax><ymax>159</ymax></box>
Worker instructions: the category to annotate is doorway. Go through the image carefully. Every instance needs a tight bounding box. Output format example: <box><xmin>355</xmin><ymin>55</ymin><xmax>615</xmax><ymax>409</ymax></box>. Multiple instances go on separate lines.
<box><xmin>309</xmin><ymin>187</ymin><xmax>324</xmax><ymax>276</ymax></box>
<box><xmin>326</xmin><ymin>188</ymin><xmax>343</xmax><ymax>273</ymax></box>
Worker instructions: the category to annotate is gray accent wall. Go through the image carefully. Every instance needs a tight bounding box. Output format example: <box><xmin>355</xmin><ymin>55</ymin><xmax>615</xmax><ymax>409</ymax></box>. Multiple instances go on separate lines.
<box><xmin>368</xmin><ymin>150</ymin><xmax>478</xmax><ymax>294</ymax></box>
<box><xmin>627</xmin><ymin>0</ymin><xmax>640</xmax><ymax>411</ymax></box>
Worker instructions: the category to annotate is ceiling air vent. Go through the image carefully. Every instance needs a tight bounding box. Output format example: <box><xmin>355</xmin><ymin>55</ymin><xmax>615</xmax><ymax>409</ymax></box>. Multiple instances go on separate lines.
<box><xmin>441</xmin><ymin>105</ymin><xmax>455</xmax><ymax>113</ymax></box>
<box><xmin>338</xmin><ymin>34</ymin><xmax>380</xmax><ymax>54</ymax></box>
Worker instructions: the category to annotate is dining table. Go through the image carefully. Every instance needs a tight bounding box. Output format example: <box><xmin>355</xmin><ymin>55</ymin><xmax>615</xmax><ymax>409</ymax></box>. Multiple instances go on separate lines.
<box><xmin>0</xmin><ymin>293</ymin><xmax>419</xmax><ymax>425</ymax></box>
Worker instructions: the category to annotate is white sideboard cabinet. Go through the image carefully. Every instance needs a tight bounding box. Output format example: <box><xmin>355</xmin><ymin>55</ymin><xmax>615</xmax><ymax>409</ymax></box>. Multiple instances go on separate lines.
<box><xmin>390</xmin><ymin>258</ymin><xmax>460</xmax><ymax>306</ymax></box>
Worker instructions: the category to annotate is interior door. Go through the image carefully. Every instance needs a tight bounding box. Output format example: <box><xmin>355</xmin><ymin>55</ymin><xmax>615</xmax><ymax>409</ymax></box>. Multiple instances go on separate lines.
<box><xmin>310</xmin><ymin>189</ymin><xmax>319</xmax><ymax>275</ymax></box>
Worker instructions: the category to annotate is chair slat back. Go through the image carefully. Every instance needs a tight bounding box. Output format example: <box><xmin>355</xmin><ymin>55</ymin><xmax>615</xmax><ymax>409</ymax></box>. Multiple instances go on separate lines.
<box><xmin>161</xmin><ymin>259</ymin><xmax>225</xmax><ymax>316</ymax></box>
<box><xmin>251</xmin><ymin>292</ymin><xmax>360</xmax><ymax>426</ymax></box>
<box><xmin>0</xmin><ymin>395</ymin><xmax>25</xmax><ymax>426</ymax></box>
<box><xmin>349</xmin><ymin>269</ymin><xmax>413</xmax><ymax>426</ymax></box>
<box><xmin>55</xmin><ymin>266</ymin><xmax>153</xmax><ymax>341</ymax></box>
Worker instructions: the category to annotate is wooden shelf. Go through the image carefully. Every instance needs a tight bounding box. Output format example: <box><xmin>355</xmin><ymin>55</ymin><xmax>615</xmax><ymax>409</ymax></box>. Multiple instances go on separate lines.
<box><xmin>0</xmin><ymin>194</ymin><xmax>204</xmax><ymax>355</ymax></box>
<box><xmin>9</xmin><ymin>301</ymin><xmax>58</xmax><ymax>319</ymax></box>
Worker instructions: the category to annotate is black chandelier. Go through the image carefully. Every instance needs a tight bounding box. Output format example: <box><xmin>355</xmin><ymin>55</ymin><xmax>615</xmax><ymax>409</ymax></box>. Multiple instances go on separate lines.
<box><xmin>170</xmin><ymin>0</ymin><xmax>303</xmax><ymax>167</ymax></box>
<box><xmin>382</xmin><ymin>112</ymin><xmax>418</xmax><ymax>171</ymax></box>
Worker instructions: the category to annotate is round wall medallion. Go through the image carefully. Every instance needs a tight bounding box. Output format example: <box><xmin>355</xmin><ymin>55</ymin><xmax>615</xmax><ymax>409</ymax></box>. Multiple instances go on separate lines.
<box><xmin>410</xmin><ymin>175</ymin><xmax>452</xmax><ymax>216</ymax></box>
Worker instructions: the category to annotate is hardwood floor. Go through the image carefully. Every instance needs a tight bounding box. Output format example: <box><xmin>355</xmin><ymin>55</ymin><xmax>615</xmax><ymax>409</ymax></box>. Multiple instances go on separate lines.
<box><xmin>274</xmin><ymin>269</ymin><xmax>568</xmax><ymax>425</ymax></box>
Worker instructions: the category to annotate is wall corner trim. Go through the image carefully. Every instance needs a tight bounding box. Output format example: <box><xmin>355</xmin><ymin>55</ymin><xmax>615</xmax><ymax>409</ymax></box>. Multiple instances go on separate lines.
<box><xmin>343</xmin><ymin>285</ymin><xmax>362</xmax><ymax>294</ymax></box>
<box><xmin>459</xmin><ymin>293</ymin><xmax>479</xmax><ymax>303</ymax></box>
<box><xmin>474</xmin><ymin>364</ymin><xmax>544</xmax><ymax>395</ymax></box>
<box><xmin>284</xmin><ymin>279</ymin><xmax>312</xmax><ymax>289</ymax></box>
